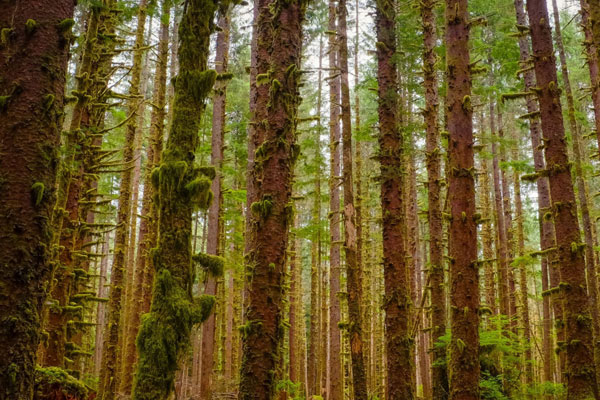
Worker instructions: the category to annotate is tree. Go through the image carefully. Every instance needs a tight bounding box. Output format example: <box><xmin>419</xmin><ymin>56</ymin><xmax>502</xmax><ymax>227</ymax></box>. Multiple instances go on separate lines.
<box><xmin>444</xmin><ymin>0</ymin><xmax>480</xmax><ymax>398</ymax></box>
<box><xmin>526</xmin><ymin>0</ymin><xmax>598</xmax><ymax>397</ymax></box>
<box><xmin>131</xmin><ymin>0</ymin><xmax>221</xmax><ymax>398</ymax></box>
<box><xmin>376</xmin><ymin>0</ymin><xmax>414</xmax><ymax>398</ymax></box>
<box><xmin>238</xmin><ymin>0</ymin><xmax>308</xmax><ymax>397</ymax></box>
<box><xmin>0</xmin><ymin>0</ymin><xmax>75</xmax><ymax>397</ymax></box>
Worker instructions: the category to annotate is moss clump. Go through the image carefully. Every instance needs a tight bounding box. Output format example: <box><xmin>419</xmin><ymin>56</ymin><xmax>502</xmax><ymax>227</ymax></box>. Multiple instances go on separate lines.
<box><xmin>57</xmin><ymin>18</ymin><xmax>75</xmax><ymax>33</ymax></box>
<box><xmin>25</xmin><ymin>19</ymin><xmax>38</xmax><ymax>35</ymax></box>
<box><xmin>34</xmin><ymin>366</ymin><xmax>88</xmax><ymax>400</ymax></box>
<box><xmin>0</xmin><ymin>95</ymin><xmax>10</xmax><ymax>111</ymax></box>
<box><xmin>179</xmin><ymin>69</ymin><xmax>217</xmax><ymax>103</ymax></box>
<box><xmin>132</xmin><ymin>269</ymin><xmax>215</xmax><ymax>400</ymax></box>
<box><xmin>184</xmin><ymin>176</ymin><xmax>212</xmax><ymax>209</ymax></box>
<box><xmin>193</xmin><ymin>252</ymin><xmax>225</xmax><ymax>277</ymax></box>
<box><xmin>251</xmin><ymin>195</ymin><xmax>273</xmax><ymax>218</ymax></box>
<box><xmin>42</xmin><ymin>94</ymin><xmax>55</xmax><ymax>112</ymax></box>
<box><xmin>31</xmin><ymin>182</ymin><xmax>45</xmax><ymax>206</ymax></box>
<box><xmin>1</xmin><ymin>28</ymin><xmax>14</xmax><ymax>46</ymax></box>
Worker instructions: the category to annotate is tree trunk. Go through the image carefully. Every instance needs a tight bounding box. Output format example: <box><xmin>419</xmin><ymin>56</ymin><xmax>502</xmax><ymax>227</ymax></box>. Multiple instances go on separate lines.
<box><xmin>327</xmin><ymin>0</ymin><xmax>343</xmax><ymax>397</ymax></box>
<box><xmin>376</xmin><ymin>0</ymin><xmax>414</xmax><ymax>398</ymax></box>
<box><xmin>199</xmin><ymin>6</ymin><xmax>231</xmax><ymax>399</ymax></box>
<box><xmin>120</xmin><ymin>0</ymin><xmax>171</xmax><ymax>393</ymax></box>
<box><xmin>512</xmin><ymin>0</ymin><xmax>557</xmax><ymax>384</ymax></box>
<box><xmin>551</xmin><ymin>0</ymin><xmax>600</xmax><ymax>387</ymax></box>
<box><xmin>338</xmin><ymin>0</ymin><xmax>367</xmax><ymax>398</ymax></box>
<box><xmin>580</xmin><ymin>0</ymin><xmax>600</xmax><ymax>156</ymax></box>
<box><xmin>420</xmin><ymin>0</ymin><xmax>447</xmax><ymax>396</ymax></box>
<box><xmin>0</xmin><ymin>0</ymin><xmax>75</xmax><ymax>396</ymax></box>
<box><xmin>526</xmin><ymin>0</ymin><xmax>598</xmax><ymax>397</ymax></box>
<box><xmin>445</xmin><ymin>0</ymin><xmax>480</xmax><ymax>398</ymax></box>
<box><xmin>238</xmin><ymin>0</ymin><xmax>307</xmax><ymax>397</ymax></box>
<box><xmin>131</xmin><ymin>0</ymin><xmax>220</xmax><ymax>398</ymax></box>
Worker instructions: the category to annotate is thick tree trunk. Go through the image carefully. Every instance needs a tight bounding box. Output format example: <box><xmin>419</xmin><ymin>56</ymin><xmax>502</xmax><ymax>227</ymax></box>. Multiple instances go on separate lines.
<box><xmin>0</xmin><ymin>0</ymin><xmax>75</xmax><ymax>396</ymax></box>
<box><xmin>327</xmin><ymin>0</ymin><xmax>343</xmax><ymax>397</ymax></box>
<box><xmin>420</xmin><ymin>1</ymin><xmax>447</xmax><ymax>397</ymax></box>
<box><xmin>526</xmin><ymin>0</ymin><xmax>598</xmax><ymax>397</ymax></box>
<box><xmin>551</xmin><ymin>0</ymin><xmax>600</xmax><ymax>387</ymax></box>
<box><xmin>131</xmin><ymin>1</ymin><xmax>220</xmax><ymax>398</ymax></box>
<box><xmin>376</xmin><ymin>0</ymin><xmax>414</xmax><ymax>398</ymax></box>
<box><xmin>238</xmin><ymin>0</ymin><xmax>307</xmax><ymax>397</ymax></box>
<box><xmin>445</xmin><ymin>0</ymin><xmax>480</xmax><ymax>398</ymax></box>
<box><xmin>199</xmin><ymin>7</ymin><xmax>231</xmax><ymax>399</ymax></box>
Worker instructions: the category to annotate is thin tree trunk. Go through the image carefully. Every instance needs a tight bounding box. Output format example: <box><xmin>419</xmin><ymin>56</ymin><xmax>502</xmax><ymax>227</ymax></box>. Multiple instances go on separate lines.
<box><xmin>200</xmin><ymin>6</ymin><xmax>231</xmax><ymax>399</ymax></box>
<box><xmin>445</xmin><ymin>0</ymin><xmax>480</xmax><ymax>398</ymax></box>
<box><xmin>421</xmin><ymin>0</ymin><xmax>447</xmax><ymax>397</ymax></box>
<box><xmin>526</xmin><ymin>0</ymin><xmax>598</xmax><ymax>397</ymax></box>
<box><xmin>120</xmin><ymin>0</ymin><xmax>171</xmax><ymax>393</ymax></box>
<box><xmin>338</xmin><ymin>0</ymin><xmax>367</xmax><ymax>397</ymax></box>
<box><xmin>327</xmin><ymin>0</ymin><xmax>343</xmax><ymax>397</ymax></box>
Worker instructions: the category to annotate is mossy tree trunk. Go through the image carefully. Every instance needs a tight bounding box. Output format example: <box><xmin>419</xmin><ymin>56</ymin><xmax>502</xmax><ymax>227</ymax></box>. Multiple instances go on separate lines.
<box><xmin>327</xmin><ymin>0</ymin><xmax>343</xmax><ymax>397</ymax></box>
<box><xmin>420</xmin><ymin>0</ymin><xmax>447</xmax><ymax>397</ymax></box>
<box><xmin>238</xmin><ymin>0</ymin><xmax>307</xmax><ymax>397</ymax></box>
<box><xmin>444</xmin><ymin>0</ymin><xmax>480</xmax><ymax>398</ymax></box>
<box><xmin>580</xmin><ymin>0</ymin><xmax>600</xmax><ymax>157</ymax></box>
<box><xmin>98</xmin><ymin>1</ymin><xmax>150</xmax><ymax>397</ymax></box>
<box><xmin>526</xmin><ymin>0</ymin><xmax>598</xmax><ymax>397</ymax></box>
<box><xmin>512</xmin><ymin>0</ymin><xmax>556</xmax><ymax>384</ymax></box>
<box><xmin>375</xmin><ymin>0</ymin><xmax>414</xmax><ymax>398</ymax></box>
<box><xmin>0</xmin><ymin>0</ymin><xmax>75</xmax><ymax>397</ymax></box>
<box><xmin>551</xmin><ymin>0</ymin><xmax>600</xmax><ymax>386</ymax></box>
<box><xmin>130</xmin><ymin>0</ymin><xmax>221</xmax><ymax>399</ymax></box>
<box><xmin>338</xmin><ymin>0</ymin><xmax>367</xmax><ymax>397</ymax></box>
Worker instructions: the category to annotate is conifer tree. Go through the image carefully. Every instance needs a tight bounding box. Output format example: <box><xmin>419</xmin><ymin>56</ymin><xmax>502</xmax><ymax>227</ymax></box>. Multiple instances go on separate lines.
<box><xmin>0</xmin><ymin>0</ymin><xmax>75</xmax><ymax>397</ymax></box>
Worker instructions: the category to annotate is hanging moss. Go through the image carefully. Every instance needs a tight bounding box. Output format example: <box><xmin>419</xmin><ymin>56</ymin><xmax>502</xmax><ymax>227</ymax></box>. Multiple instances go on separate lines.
<box><xmin>250</xmin><ymin>195</ymin><xmax>273</xmax><ymax>218</ymax></box>
<box><xmin>31</xmin><ymin>182</ymin><xmax>45</xmax><ymax>206</ymax></box>
<box><xmin>193</xmin><ymin>252</ymin><xmax>225</xmax><ymax>277</ymax></box>
<box><xmin>34</xmin><ymin>366</ymin><xmax>88</xmax><ymax>400</ymax></box>
<box><xmin>1</xmin><ymin>28</ymin><xmax>14</xmax><ymax>46</ymax></box>
<box><xmin>57</xmin><ymin>18</ymin><xmax>75</xmax><ymax>33</ymax></box>
<box><xmin>132</xmin><ymin>270</ymin><xmax>215</xmax><ymax>400</ymax></box>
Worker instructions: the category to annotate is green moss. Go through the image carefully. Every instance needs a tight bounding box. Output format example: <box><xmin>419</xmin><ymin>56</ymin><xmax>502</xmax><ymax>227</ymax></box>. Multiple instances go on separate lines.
<box><xmin>193</xmin><ymin>252</ymin><xmax>225</xmax><ymax>277</ymax></box>
<box><xmin>1</xmin><ymin>28</ymin><xmax>14</xmax><ymax>46</ymax></box>
<box><xmin>133</xmin><ymin>270</ymin><xmax>215</xmax><ymax>400</ymax></box>
<box><xmin>34</xmin><ymin>366</ymin><xmax>88</xmax><ymax>400</ymax></box>
<box><xmin>57</xmin><ymin>18</ymin><xmax>75</xmax><ymax>33</ymax></box>
<box><xmin>180</xmin><ymin>69</ymin><xmax>217</xmax><ymax>103</ymax></box>
<box><xmin>31</xmin><ymin>182</ymin><xmax>45</xmax><ymax>206</ymax></box>
<box><xmin>216</xmin><ymin>72</ymin><xmax>234</xmax><ymax>81</ymax></box>
<box><xmin>251</xmin><ymin>195</ymin><xmax>273</xmax><ymax>218</ymax></box>
<box><xmin>256</xmin><ymin>73</ymin><xmax>270</xmax><ymax>86</ymax></box>
<box><xmin>25</xmin><ymin>19</ymin><xmax>38</xmax><ymax>35</ymax></box>
<box><xmin>0</xmin><ymin>95</ymin><xmax>10</xmax><ymax>111</ymax></box>
<box><xmin>42</xmin><ymin>94</ymin><xmax>55</xmax><ymax>112</ymax></box>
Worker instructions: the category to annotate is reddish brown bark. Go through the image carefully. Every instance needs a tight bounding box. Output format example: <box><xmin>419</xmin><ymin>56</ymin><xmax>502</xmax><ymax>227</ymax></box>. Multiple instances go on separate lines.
<box><xmin>376</xmin><ymin>0</ymin><xmax>414</xmax><ymax>398</ymax></box>
<box><xmin>327</xmin><ymin>0</ymin><xmax>343</xmax><ymax>397</ymax></box>
<box><xmin>0</xmin><ymin>0</ymin><xmax>75</xmax><ymax>396</ymax></box>
<box><xmin>421</xmin><ymin>0</ymin><xmax>447</xmax><ymax>397</ymax></box>
<box><xmin>512</xmin><ymin>0</ymin><xmax>556</xmax><ymax>382</ymax></box>
<box><xmin>199</xmin><ymin>7</ymin><xmax>231</xmax><ymax>398</ymax></box>
<box><xmin>526</xmin><ymin>0</ymin><xmax>598</xmax><ymax>397</ymax></box>
<box><xmin>580</xmin><ymin>0</ymin><xmax>600</xmax><ymax>156</ymax></box>
<box><xmin>445</xmin><ymin>0</ymin><xmax>480</xmax><ymax>398</ymax></box>
<box><xmin>239</xmin><ymin>0</ymin><xmax>307</xmax><ymax>397</ymax></box>
<box><xmin>338</xmin><ymin>0</ymin><xmax>367</xmax><ymax>397</ymax></box>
